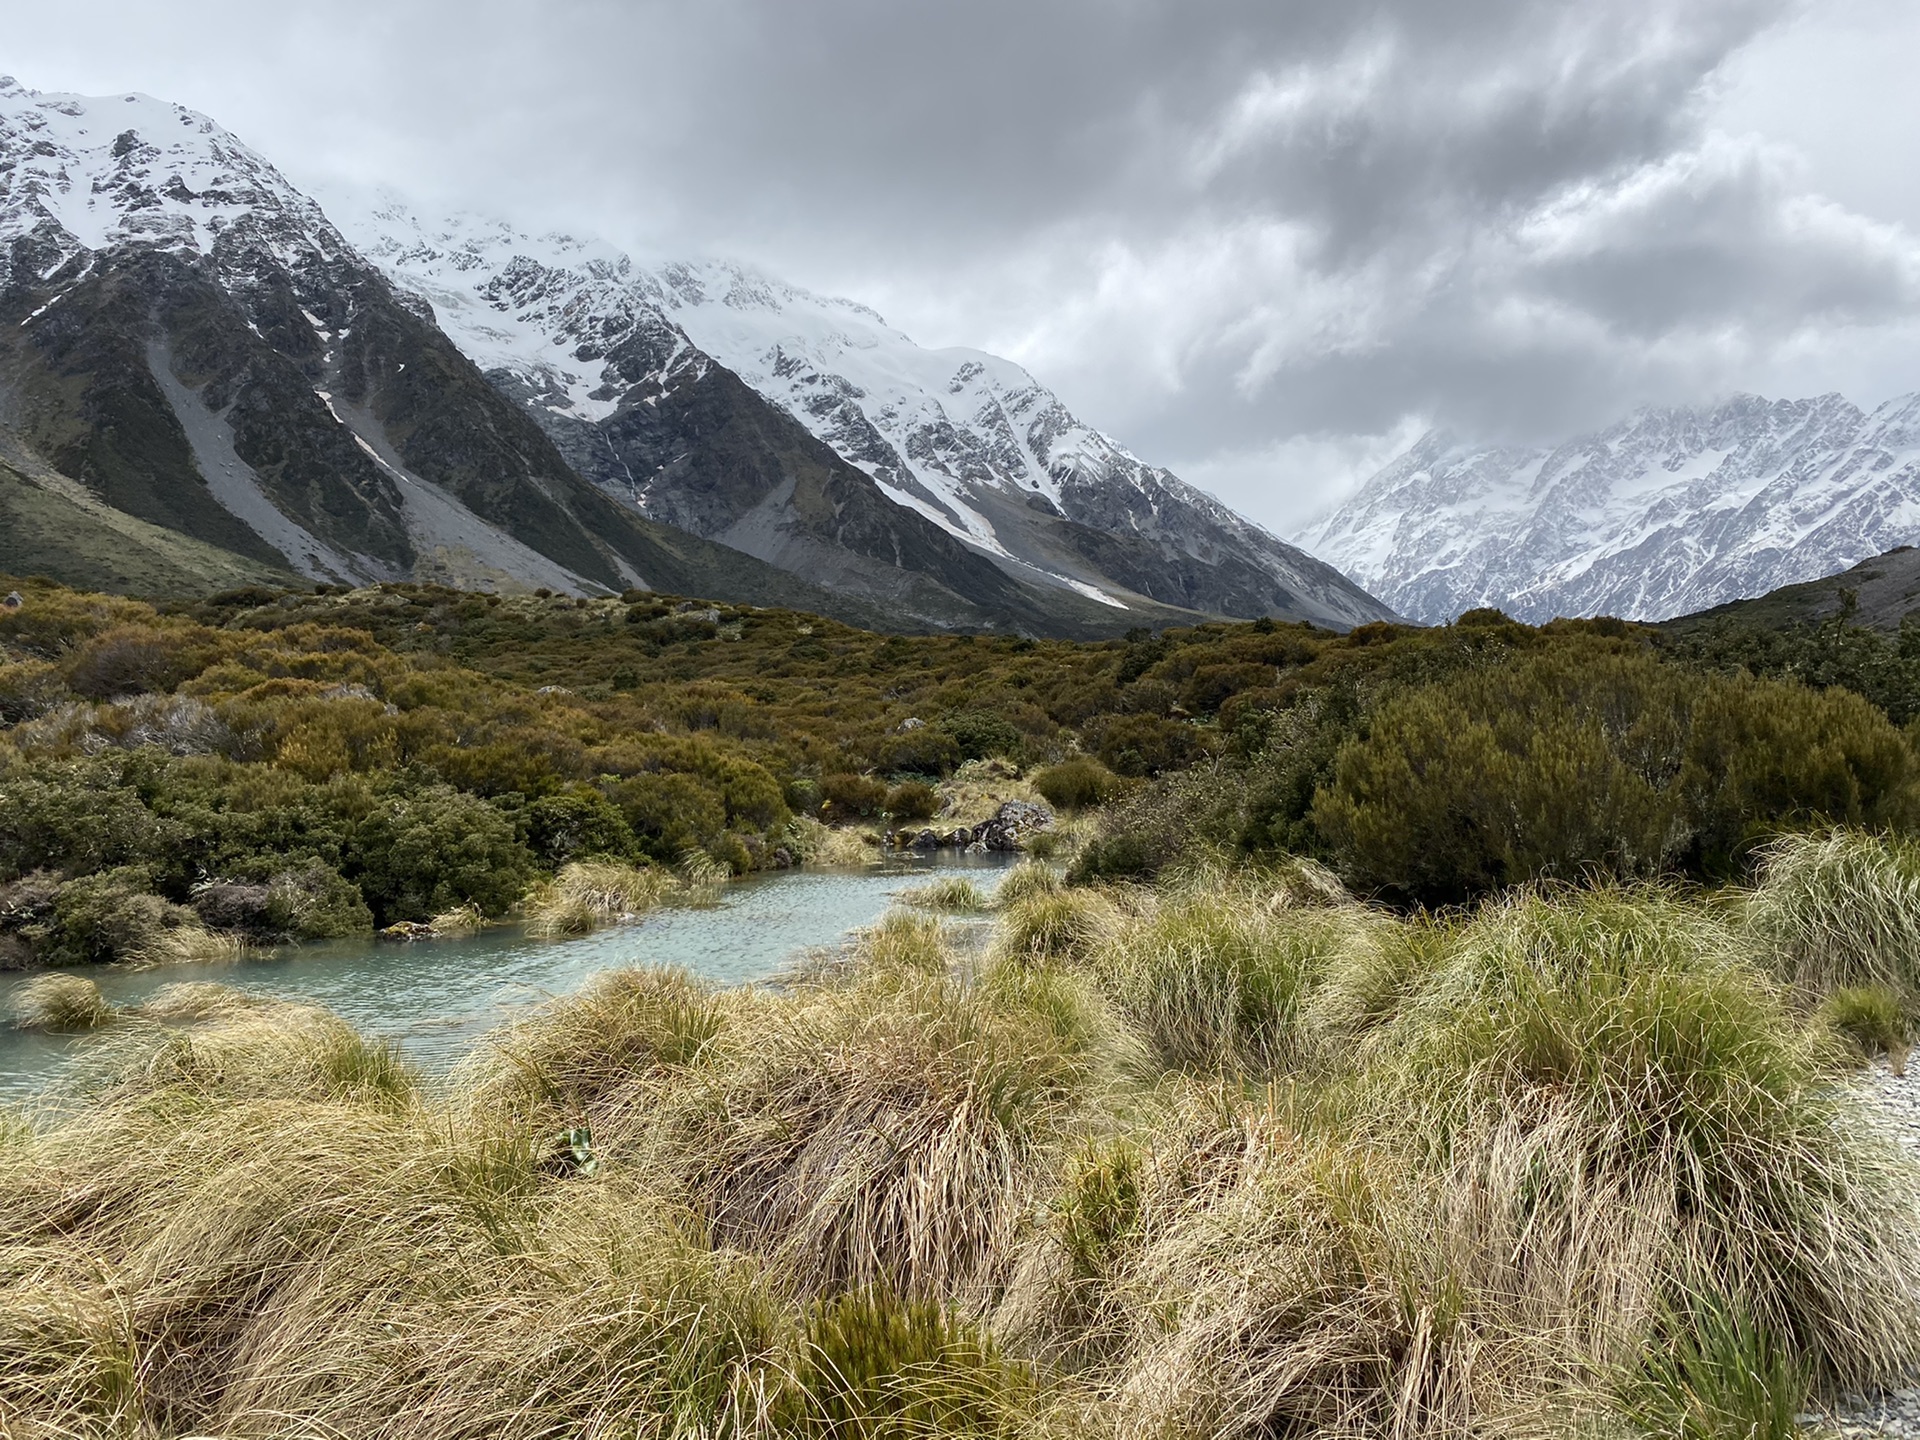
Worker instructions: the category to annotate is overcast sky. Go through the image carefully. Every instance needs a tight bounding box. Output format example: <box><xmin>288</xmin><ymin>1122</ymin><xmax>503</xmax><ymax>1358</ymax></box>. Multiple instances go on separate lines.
<box><xmin>5</xmin><ymin>0</ymin><xmax>1917</xmax><ymax>531</ymax></box>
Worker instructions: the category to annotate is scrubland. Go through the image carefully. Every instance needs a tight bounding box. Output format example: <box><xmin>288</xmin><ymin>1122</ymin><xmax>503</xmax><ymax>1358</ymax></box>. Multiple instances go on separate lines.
<box><xmin>7</xmin><ymin>833</ymin><xmax>1920</xmax><ymax>1438</ymax></box>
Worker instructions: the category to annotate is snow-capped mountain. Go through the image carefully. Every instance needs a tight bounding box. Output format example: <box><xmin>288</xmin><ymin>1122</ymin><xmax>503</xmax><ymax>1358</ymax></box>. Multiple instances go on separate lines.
<box><xmin>0</xmin><ymin>75</ymin><xmax>844</xmax><ymax>610</ymax></box>
<box><xmin>0</xmin><ymin>74</ymin><xmax>1390</xmax><ymax>633</ymax></box>
<box><xmin>1300</xmin><ymin>393</ymin><xmax>1920</xmax><ymax>625</ymax></box>
<box><xmin>328</xmin><ymin>197</ymin><xmax>1394</xmax><ymax>630</ymax></box>
<box><xmin>0</xmin><ymin>78</ymin><xmax>351</xmax><ymax>284</ymax></box>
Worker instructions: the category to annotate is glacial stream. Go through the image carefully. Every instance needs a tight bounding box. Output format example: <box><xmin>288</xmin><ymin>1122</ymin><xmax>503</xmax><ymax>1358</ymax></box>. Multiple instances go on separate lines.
<box><xmin>0</xmin><ymin>852</ymin><xmax>1017</xmax><ymax>1102</ymax></box>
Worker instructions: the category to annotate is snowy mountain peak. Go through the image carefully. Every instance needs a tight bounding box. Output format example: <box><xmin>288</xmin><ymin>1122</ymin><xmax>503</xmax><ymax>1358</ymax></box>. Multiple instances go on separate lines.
<box><xmin>1302</xmin><ymin>392</ymin><xmax>1920</xmax><ymax>624</ymax></box>
<box><xmin>0</xmin><ymin>78</ymin><xmax>347</xmax><ymax>281</ymax></box>
<box><xmin>324</xmin><ymin>195</ymin><xmax>1390</xmax><ymax>627</ymax></box>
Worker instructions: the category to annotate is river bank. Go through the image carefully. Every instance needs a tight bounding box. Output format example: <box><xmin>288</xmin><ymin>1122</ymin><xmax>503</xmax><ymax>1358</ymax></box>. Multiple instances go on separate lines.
<box><xmin>0</xmin><ymin>851</ymin><xmax>1018</xmax><ymax>1101</ymax></box>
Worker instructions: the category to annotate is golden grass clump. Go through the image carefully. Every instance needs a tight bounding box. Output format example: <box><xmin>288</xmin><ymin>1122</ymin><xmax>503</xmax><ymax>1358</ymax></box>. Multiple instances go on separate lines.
<box><xmin>427</xmin><ymin>902</ymin><xmax>487</xmax><ymax>937</ymax></box>
<box><xmin>789</xmin><ymin>816</ymin><xmax>882</xmax><ymax>869</ymax></box>
<box><xmin>1088</xmin><ymin>887</ymin><xmax>1380</xmax><ymax>1075</ymax></box>
<box><xmin>995</xmin><ymin>886</ymin><xmax>1124</xmax><ymax>967</ymax></box>
<box><xmin>8</xmin><ymin>973</ymin><xmax>113</xmax><ymax>1031</ymax></box>
<box><xmin>858</xmin><ymin>908</ymin><xmax>956</xmax><ymax>973</ymax></box>
<box><xmin>1364</xmin><ymin>887</ymin><xmax>1920</xmax><ymax>1392</ymax></box>
<box><xmin>899</xmin><ymin>875</ymin><xmax>991</xmax><ymax>913</ymax></box>
<box><xmin>1744</xmin><ymin>827</ymin><xmax>1920</xmax><ymax>999</ymax></box>
<box><xmin>522</xmin><ymin>859</ymin><xmax>675</xmax><ymax>938</ymax></box>
<box><xmin>6</xmin><ymin>873</ymin><xmax>1920</xmax><ymax>1439</ymax></box>
<box><xmin>994</xmin><ymin>860</ymin><xmax>1063</xmax><ymax>908</ymax></box>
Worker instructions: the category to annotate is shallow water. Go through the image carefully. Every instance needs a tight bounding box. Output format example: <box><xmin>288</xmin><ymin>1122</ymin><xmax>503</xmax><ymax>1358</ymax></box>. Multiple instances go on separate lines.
<box><xmin>0</xmin><ymin>852</ymin><xmax>1014</xmax><ymax>1101</ymax></box>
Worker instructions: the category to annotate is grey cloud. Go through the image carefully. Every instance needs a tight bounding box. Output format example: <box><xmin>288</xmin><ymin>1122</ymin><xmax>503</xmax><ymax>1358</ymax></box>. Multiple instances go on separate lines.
<box><xmin>2</xmin><ymin>0</ymin><xmax>1916</xmax><ymax>533</ymax></box>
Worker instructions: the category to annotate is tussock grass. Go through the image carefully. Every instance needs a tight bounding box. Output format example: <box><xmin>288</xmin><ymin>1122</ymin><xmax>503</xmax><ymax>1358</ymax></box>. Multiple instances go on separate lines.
<box><xmin>427</xmin><ymin>901</ymin><xmax>487</xmax><ymax>936</ymax></box>
<box><xmin>1088</xmin><ymin>887</ymin><xmax>1377</xmax><ymax>1075</ymax></box>
<box><xmin>790</xmin><ymin>816</ymin><xmax>882</xmax><ymax>868</ymax></box>
<box><xmin>1745</xmin><ymin>827</ymin><xmax>1920</xmax><ymax>999</ymax></box>
<box><xmin>994</xmin><ymin>861</ymin><xmax>1063</xmax><ymax>908</ymax></box>
<box><xmin>522</xmin><ymin>859</ymin><xmax>674</xmax><ymax>938</ymax></box>
<box><xmin>6</xmin><ymin>876</ymin><xmax>1920</xmax><ymax>1438</ymax></box>
<box><xmin>1820</xmin><ymin>983</ymin><xmax>1912</xmax><ymax>1072</ymax></box>
<box><xmin>995</xmin><ymin>887</ymin><xmax>1124</xmax><ymax>967</ymax></box>
<box><xmin>8</xmin><ymin>973</ymin><xmax>112</xmax><ymax>1031</ymax></box>
<box><xmin>1365</xmin><ymin>887</ymin><xmax>1920</xmax><ymax>1391</ymax></box>
<box><xmin>899</xmin><ymin>875</ymin><xmax>991</xmax><ymax>913</ymax></box>
<box><xmin>859</xmin><ymin>908</ymin><xmax>955</xmax><ymax>972</ymax></box>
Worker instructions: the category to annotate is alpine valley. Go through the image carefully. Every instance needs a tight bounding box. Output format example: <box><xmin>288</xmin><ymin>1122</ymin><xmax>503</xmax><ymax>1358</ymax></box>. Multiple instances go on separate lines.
<box><xmin>1301</xmin><ymin>393</ymin><xmax>1920</xmax><ymax>626</ymax></box>
<box><xmin>0</xmin><ymin>77</ymin><xmax>1391</xmax><ymax>635</ymax></box>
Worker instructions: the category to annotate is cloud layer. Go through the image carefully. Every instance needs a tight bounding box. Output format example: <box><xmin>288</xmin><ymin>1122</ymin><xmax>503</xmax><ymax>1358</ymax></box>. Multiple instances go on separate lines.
<box><xmin>4</xmin><ymin>0</ymin><xmax>1916</xmax><ymax>528</ymax></box>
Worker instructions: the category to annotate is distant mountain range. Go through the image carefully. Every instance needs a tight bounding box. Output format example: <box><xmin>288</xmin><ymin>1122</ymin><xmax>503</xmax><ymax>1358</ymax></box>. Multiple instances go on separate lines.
<box><xmin>0</xmin><ymin>77</ymin><xmax>1391</xmax><ymax>635</ymax></box>
<box><xmin>1301</xmin><ymin>393</ymin><xmax>1920</xmax><ymax>625</ymax></box>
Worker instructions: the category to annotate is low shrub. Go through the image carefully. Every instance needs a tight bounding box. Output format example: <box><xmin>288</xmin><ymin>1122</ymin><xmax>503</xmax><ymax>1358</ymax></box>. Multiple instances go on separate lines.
<box><xmin>820</xmin><ymin>773</ymin><xmax>889</xmax><ymax>823</ymax></box>
<box><xmin>885</xmin><ymin>781</ymin><xmax>940</xmax><ymax>822</ymax></box>
<box><xmin>1032</xmin><ymin>757</ymin><xmax>1123</xmax><ymax>811</ymax></box>
<box><xmin>28</xmin><ymin>867</ymin><xmax>236</xmax><ymax>967</ymax></box>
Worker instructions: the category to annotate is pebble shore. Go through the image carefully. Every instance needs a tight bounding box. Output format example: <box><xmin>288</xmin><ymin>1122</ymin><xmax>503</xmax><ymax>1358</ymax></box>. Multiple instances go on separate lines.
<box><xmin>1812</xmin><ymin>1059</ymin><xmax>1920</xmax><ymax>1437</ymax></box>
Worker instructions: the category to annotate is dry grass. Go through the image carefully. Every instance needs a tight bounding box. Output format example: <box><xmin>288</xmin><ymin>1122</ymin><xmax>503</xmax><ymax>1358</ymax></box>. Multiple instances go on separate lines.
<box><xmin>522</xmin><ymin>860</ymin><xmax>676</xmax><ymax>938</ymax></box>
<box><xmin>1745</xmin><ymin>828</ymin><xmax>1920</xmax><ymax>999</ymax></box>
<box><xmin>4</xmin><ymin>878</ymin><xmax>1918</xmax><ymax>1439</ymax></box>
<box><xmin>900</xmin><ymin>875</ymin><xmax>992</xmax><ymax>913</ymax></box>
<box><xmin>427</xmin><ymin>902</ymin><xmax>488</xmax><ymax>937</ymax></box>
<box><xmin>789</xmin><ymin>816</ymin><xmax>885</xmax><ymax>869</ymax></box>
<box><xmin>8</xmin><ymin>974</ymin><xmax>113</xmax><ymax>1031</ymax></box>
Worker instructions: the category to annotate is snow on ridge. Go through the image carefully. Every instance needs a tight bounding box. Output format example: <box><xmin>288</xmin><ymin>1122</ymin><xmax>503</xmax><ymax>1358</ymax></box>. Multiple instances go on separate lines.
<box><xmin>1305</xmin><ymin>392</ymin><xmax>1920</xmax><ymax>624</ymax></box>
<box><xmin>0</xmin><ymin>77</ymin><xmax>348</xmax><ymax>278</ymax></box>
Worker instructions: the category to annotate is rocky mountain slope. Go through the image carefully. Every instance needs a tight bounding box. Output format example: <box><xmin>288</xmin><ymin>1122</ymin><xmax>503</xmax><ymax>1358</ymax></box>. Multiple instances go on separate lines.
<box><xmin>1661</xmin><ymin>545</ymin><xmax>1920</xmax><ymax>636</ymax></box>
<box><xmin>328</xmin><ymin>199</ymin><xmax>1393</xmax><ymax>631</ymax></box>
<box><xmin>1301</xmin><ymin>393</ymin><xmax>1920</xmax><ymax>625</ymax></box>
<box><xmin>0</xmin><ymin>80</ymin><xmax>968</xmax><ymax>629</ymax></box>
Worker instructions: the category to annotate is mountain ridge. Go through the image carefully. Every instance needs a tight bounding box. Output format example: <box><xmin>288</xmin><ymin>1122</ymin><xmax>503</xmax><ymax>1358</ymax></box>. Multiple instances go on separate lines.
<box><xmin>0</xmin><ymin>76</ymin><xmax>1393</xmax><ymax>635</ymax></box>
<box><xmin>330</xmin><ymin>195</ymin><xmax>1394</xmax><ymax>631</ymax></box>
<box><xmin>1300</xmin><ymin>391</ymin><xmax>1920</xmax><ymax>624</ymax></box>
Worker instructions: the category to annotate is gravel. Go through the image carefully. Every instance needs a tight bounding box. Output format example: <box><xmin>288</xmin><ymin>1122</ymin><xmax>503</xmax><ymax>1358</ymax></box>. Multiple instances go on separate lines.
<box><xmin>1807</xmin><ymin>1057</ymin><xmax>1920</xmax><ymax>1437</ymax></box>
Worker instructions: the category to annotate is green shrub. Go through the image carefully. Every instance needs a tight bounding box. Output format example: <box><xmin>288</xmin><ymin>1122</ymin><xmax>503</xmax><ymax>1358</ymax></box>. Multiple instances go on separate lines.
<box><xmin>1315</xmin><ymin>650</ymin><xmax>1920</xmax><ymax>905</ymax></box>
<box><xmin>884</xmin><ymin>781</ymin><xmax>940</xmax><ymax>822</ymax></box>
<box><xmin>523</xmin><ymin>787</ymin><xmax>638</xmax><ymax>866</ymax></box>
<box><xmin>820</xmin><ymin>773</ymin><xmax>889</xmax><ymax>823</ymax></box>
<box><xmin>263</xmin><ymin>861</ymin><xmax>375</xmax><ymax>940</ymax></box>
<box><xmin>1031</xmin><ymin>757</ymin><xmax>1123</xmax><ymax>811</ymax></box>
<box><xmin>28</xmin><ymin>867</ymin><xmax>216</xmax><ymax>966</ymax></box>
<box><xmin>1095</xmin><ymin>713</ymin><xmax>1205</xmax><ymax>777</ymax></box>
<box><xmin>876</xmin><ymin>728</ymin><xmax>962</xmax><ymax>778</ymax></box>
<box><xmin>345</xmin><ymin>787</ymin><xmax>534</xmax><ymax>924</ymax></box>
<box><xmin>941</xmin><ymin>710</ymin><xmax>1024</xmax><ymax>763</ymax></box>
<box><xmin>608</xmin><ymin>773</ymin><xmax>726</xmax><ymax>864</ymax></box>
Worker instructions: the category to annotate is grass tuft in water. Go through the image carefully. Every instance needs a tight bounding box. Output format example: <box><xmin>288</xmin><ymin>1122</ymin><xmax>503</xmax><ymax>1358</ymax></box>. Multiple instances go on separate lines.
<box><xmin>9</xmin><ymin>973</ymin><xmax>113</xmax><ymax>1031</ymax></box>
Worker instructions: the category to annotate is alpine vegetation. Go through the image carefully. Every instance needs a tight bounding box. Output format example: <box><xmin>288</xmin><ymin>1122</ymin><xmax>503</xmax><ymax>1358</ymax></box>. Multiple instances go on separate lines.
<box><xmin>5</xmin><ymin>847</ymin><xmax>1919</xmax><ymax>1438</ymax></box>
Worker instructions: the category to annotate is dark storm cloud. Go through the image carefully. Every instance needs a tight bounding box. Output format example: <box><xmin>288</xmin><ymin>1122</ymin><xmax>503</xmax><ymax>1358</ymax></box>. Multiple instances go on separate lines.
<box><xmin>4</xmin><ymin>0</ymin><xmax>1917</xmax><ymax>528</ymax></box>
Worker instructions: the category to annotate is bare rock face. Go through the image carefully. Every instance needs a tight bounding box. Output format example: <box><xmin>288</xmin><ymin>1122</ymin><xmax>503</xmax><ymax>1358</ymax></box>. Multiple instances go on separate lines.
<box><xmin>897</xmin><ymin>799</ymin><xmax>1054</xmax><ymax>853</ymax></box>
<box><xmin>1301</xmin><ymin>393</ymin><xmax>1920</xmax><ymax>625</ymax></box>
